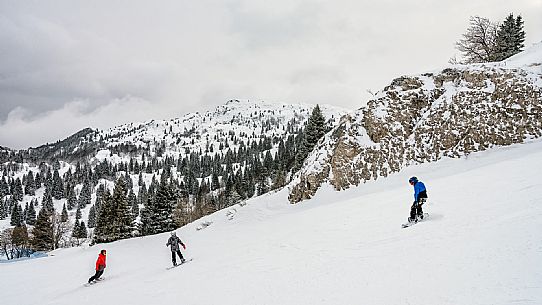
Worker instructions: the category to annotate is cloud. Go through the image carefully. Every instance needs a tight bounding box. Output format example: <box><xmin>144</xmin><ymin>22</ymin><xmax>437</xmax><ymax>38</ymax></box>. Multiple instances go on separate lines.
<box><xmin>0</xmin><ymin>0</ymin><xmax>541</xmax><ymax>149</ymax></box>
<box><xmin>0</xmin><ymin>97</ymin><xmax>158</xmax><ymax>149</ymax></box>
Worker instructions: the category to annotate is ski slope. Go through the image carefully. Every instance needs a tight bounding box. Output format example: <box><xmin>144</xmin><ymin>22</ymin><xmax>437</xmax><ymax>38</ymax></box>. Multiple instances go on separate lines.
<box><xmin>2</xmin><ymin>140</ymin><xmax>542</xmax><ymax>305</ymax></box>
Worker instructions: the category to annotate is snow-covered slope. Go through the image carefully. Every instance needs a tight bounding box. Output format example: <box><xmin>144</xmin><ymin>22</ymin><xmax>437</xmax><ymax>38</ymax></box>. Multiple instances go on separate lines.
<box><xmin>2</xmin><ymin>138</ymin><xmax>541</xmax><ymax>305</ymax></box>
<box><xmin>289</xmin><ymin>43</ymin><xmax>542</xmax><ymax>203</ymax></box>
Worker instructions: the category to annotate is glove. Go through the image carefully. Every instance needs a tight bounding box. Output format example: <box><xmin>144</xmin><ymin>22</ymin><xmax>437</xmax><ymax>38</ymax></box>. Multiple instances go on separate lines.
<box><xmin>182</xmin><ymin>244</ymin><xmax>186</xmax><ymax>250</ymax></box>
<box><xmin>166</xmin><ymin>243</ymin><xmax>168</xmax><ymax>247</ymax></box>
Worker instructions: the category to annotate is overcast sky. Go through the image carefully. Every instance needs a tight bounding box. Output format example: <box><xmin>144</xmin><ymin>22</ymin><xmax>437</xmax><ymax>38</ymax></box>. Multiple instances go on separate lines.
<box><xmin>1</xmin><ymin>0</ymin><xmax>541</xmax><ymax>149</ymax></box>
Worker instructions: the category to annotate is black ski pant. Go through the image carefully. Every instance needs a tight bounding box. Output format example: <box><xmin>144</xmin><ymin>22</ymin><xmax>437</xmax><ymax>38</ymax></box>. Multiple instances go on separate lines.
<box><xmin>88</xmin><ymin>270</ymin><xmax>104</xmax><ymax>282</ymax></box>
<box><xmin>171</xmin><ymin>250</ymin><xmax>184</xmax><ymax>265</ymax></box>
<box><xmin>410</xmin><ymin>198</ymin><xmax>426</xmax><ymax>220</ymax></box>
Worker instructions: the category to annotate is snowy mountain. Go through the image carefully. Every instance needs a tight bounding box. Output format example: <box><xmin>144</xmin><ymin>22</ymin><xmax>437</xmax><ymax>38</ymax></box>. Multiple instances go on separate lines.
<box><xmin>10</xmin><ymin>100</ymin><xmax>347</xmax><ymax>164</ymax></box>
<box><xmin>289</xmin><ymin>43</ymin><xmax>542</xmax><ymax>203</ymax></box>
<box><xmin>0</xmin><ymin>100</ymin><xmax>348</xmax><ymax>239</ymax></box>
<box><xmin>1</xmin><ymin>134</ymin><xmax>541</xmax><ymax>305</ymax></box>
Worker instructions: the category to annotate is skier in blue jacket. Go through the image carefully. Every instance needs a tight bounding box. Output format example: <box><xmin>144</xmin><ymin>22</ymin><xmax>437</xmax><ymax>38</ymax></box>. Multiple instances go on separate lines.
<box><xmin>408</xmin><ymin>176</ymin><xmax>428</xmax><ymax>223</ymax></box>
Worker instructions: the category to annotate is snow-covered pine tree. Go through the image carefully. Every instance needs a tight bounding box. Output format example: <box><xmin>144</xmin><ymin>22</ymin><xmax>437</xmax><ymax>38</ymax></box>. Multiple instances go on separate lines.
<box><xmin>23</xmin><ymin>202</ymin><xmax>28</xmax><ymax>222</ymax></box>
<box><xmin>77</xmin><ymin>221</ymin><xmax>88</xmax><ymax>239</ymax></box>
<box><xmin>12</xmin><ymin>178</ymin><xmax>23</xmax><ymax>201</ymax></box>
<box><xmin>0</xmin><ymin>199</ymin><xmax>5</xmax><ymax>220</ymax></box>
<box><xmin>128</xmin><ymin>190</ymin><xmax>138</xmax><ymax>220</ymax></box>
<box><xmin>66</xmin><ymin>183</ymin><xmax>77</xmax><ymax>210</ymax></box>
<box><xmin>42</xmin><ymin>186</ymin><xmax>54</xmax><ymax>214</ymax></box>
<box><xmin>87</xmin><ymin>205</ymin><xmax>96</xmax><ymax>228</ymax></box>
<box><xmin>34</xmin><ymin>172</ymin><xmax>42</xmax><ymax>189</ymax></box>
<box><xmin>52</xmin><ymin>169</ymin><xmax>64</xmax><ymax>200</ymax></box>
<box><xmin>24</xmin><ymin>171</ymin><xmax>36</xmax><ymax>196</ymax></box>
<box><xmin>61</xmin><ymin>204</ymin><xmax>69</xmax><ymax>222</ymax></box>
<box><xmin>75</xmin><ymin>206</ymin><xmax>82</xmax><ymax>221</ymax></box>
<box><xmin>0</xmin><ymin>177</ymin><xmax>9</xmax><ymax>198</ymax></box>
<box><xmin>78</xmin><ymin>179</ymin><xmax>92</xmax><ymax>208</ymax></box>
<box><xmin>10</xmin><ymin>203</ymin><xmax>23</xmax><ymax>226</ymax></box>
<box><xmin>26</xmin><ymin>200</ymin><xmax>37</xmax><ymax>225</ymax></box>
<box><xmin>72</xmin><ymin>220</ymin><xmax>80</xmax><ymax>238</ymax></box>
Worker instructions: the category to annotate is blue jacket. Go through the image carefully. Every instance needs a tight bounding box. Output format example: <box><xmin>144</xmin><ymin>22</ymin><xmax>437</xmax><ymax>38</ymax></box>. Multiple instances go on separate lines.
<box><xmin>413</xmin><ymin>181</ymin><xmax>427</xmax><ymax>201</ymax></box>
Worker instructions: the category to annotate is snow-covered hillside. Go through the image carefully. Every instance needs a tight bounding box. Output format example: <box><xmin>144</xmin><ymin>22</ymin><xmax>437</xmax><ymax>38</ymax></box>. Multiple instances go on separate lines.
<box><xmin>2</xmin><ymin>137</ymin><xmax>541</xmax><ymax>305</ymax></box>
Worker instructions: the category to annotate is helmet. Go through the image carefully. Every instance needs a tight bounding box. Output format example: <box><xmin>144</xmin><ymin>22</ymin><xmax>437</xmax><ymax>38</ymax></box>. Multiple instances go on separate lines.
<box><xmin>100</xmin><ymin>249</ymin><xmax>107</xmax><ymax>255</ymax></box>
<box><xmin>408</xmin><ymin>177</ymin><xmax>418</xmax><ymax>184</ymax></box>
<box><xmin>170</xmin><ymin>231</ymin><xmax>177</xmax><ymax>236</ymax></box>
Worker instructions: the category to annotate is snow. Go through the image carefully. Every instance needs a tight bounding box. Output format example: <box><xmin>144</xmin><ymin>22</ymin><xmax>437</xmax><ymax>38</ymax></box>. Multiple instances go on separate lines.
<box><xmin>505</xmin><ymin>41</ymin><xmax>542</xmax><ymax>68</ymax></box>
<box><xmin>2</xmin><ymin>137</ymin><xmax>542</xmax><ymax>305</ymax></box>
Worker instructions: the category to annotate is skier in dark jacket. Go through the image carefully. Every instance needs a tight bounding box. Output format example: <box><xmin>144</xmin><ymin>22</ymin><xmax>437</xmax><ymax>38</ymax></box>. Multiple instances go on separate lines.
<box><xmin>166</xmin><ymin>231</ymin><xmax>186</xmax><ymax>266</ymax></box>
<box><xmin>408</xmin><ymin>177</ymin><xmax>428</xmax><ymax>223</ymax></box>
<box><xmin>88</xmin><ymin>249</ymin><xmax>107</xmax><ymax>283</ymax></box>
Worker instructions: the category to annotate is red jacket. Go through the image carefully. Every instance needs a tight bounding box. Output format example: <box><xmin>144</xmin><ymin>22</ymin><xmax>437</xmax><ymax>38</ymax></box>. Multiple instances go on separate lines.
<box><xmin>95</xmin><ymin>253</ymin><xmax>106</xmax><ymax>271</ymax></box>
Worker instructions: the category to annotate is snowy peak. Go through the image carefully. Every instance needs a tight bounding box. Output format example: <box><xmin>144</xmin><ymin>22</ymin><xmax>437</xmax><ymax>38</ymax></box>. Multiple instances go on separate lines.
<box><xmin>10</xmin><ymin>100</ymin><xmax>349</xmax><ymax>164</ymax></box>
<box><xmin>289</xmin><ymin>45</ymin><xmax>542</xmax><ymax>203</ymax></box>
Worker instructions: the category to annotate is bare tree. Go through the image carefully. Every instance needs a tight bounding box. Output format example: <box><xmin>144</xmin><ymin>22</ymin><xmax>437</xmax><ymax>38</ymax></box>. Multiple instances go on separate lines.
<box><xmin>52</xmin><ymin>212</ymin><xmax>72</xmax><ymax>249</ymax></box>
<box><xmin>11</xmin><ymin>225</ymin><xmax>31</xmax><ymax>258</ymax></box>
<box><xmin>0</xmin><ymin>229</ymin><xmax>13</xmax><ymax>260</ymax></box>
<box><xmin>455</xmin><ymin>16</ymin><xmax>499</xmax><ymax>63</ymax></box>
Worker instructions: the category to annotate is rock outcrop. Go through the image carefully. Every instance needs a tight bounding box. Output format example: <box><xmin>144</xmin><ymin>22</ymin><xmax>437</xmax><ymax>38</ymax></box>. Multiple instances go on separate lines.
<box><xmin>289</xmin><ymin>46</ymin><xmax>542</xmax><ymax>203</ymax></box>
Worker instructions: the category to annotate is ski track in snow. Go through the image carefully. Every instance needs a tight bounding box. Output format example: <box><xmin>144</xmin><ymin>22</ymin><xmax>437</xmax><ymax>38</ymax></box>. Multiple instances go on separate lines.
<box><xmin>1</xmin><ymin>140</ymin><xmax>542</xmax><ymax>305</ymax></box>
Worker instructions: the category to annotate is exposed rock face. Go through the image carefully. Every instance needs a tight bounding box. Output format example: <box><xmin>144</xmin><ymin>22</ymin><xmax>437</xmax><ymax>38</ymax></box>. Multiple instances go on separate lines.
<box><xmin>289</xmin><ymin>58</ymin><xmax>542</xmax><ymax>203</ymax></box>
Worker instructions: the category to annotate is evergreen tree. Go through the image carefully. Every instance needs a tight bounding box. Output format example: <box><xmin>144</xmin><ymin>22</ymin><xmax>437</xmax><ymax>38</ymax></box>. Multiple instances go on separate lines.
<box><xmin>87</xmin><ymin>205</ymin><xmax>97</xmax><ymax>228</ymax></box>
<box><xmin>139</xmin><ymin>197</ymin><xmax>155</xmax><ymax>236</ymax></box>
<box><xmin>0</xmin><ymin>177</ymin><xmax>9</xmax><ymax>199</ymax></box>
<box><xmin>61</xmin><ymin>204</ymin><xmax>69</xmax><ymax>222</ymax></box>
<box><xmin>77</xmin><ymin>221</ymin><xmax>88</xmax><ymax>239</ymax></box>
<box><xmin>66</xmin><ymin>183</ymin><xmax>77</xmax><ymax>210</ymax></box>
<box><xmin>24</xmin><ymin>171</ymin><xmax>36</xmax><ymax>196</ymax></box>
<box><xmin>34</xmin><ymin>172</ymin><xmax>42</xmax><ymax>189</ymax></box>
<box><xmin>32</xmin><ymin>209</ymin><xmax>54</xmax><ymax>251</ymax></box>
<box><xmin>128</xmin><ymin>190</ymin><xmax>139</xmax><ymax>220</ymax></box>
<box><xmin>72</xmin><ymin>220</ymin><xmax>80</xmax><ymax>238</ymax></box>
<box><xmin>52</xmin><ymin>170</ymin><xmax>64</xmax><ymax>199</ymax></box>
<box><xmin>148</xmin><ymin>180</ymin><xmax>177</xmax><ymax>234</ymax></box>
<box><xmin>78</xmin><ymin>180</ymin><xmax>92</xmax><ymax>208</ymax></box>
<box><xmin>42</xmin><ymin>187</ymin><xmax>54</xmax><ymax>214</ymax></box>
<box><xmin>10</xmin><ymin>203</ymin><xmax>23</xmax><ymax>226</ymax></box>
<box><xmin>0</xmin><ymin>199</ymin><xmax>5</xmax><ymax>220</ymax></box>
<box><xmin>75</xmin><ymin>207</ymin><xmax>82</xmax><ymax>221</ymax></box>
<box><xmin>93</xmin><ymin>178</ymin><xmax>133</xmax><ymax>243</ymax></box>
<box><xmin>26</xmin><ymin>200</ymin><xmax>37</xmax><ymax>225</ymax></box>
<box><xmin>12</xmin><ymin>178</ymin><xmax>23</xmax><ymax>201</ymax></box>
<box><xmin>495</xmin><ymin>13</ymin><xmax>525</xmax><ymax>61</ymax></box>
<box><xmin>294</xmin><ymin>105</ymin><xmax>326</xmax><ymax>171</ymax></box>
<box><xmin>93</xmin><ymin>191</ymin><xmax>111</xmax><ymax>243</ymax></box>
<box><xmin>23</xmin><ymin>202</ymin><xmax>28</xmax><ymax>222</ymax></box>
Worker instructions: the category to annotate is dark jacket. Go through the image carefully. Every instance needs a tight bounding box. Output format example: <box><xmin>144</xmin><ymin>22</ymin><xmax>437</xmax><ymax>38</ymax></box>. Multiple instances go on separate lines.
<box><xmin>166</xmin><ymin>235</ymin><xmax>185</xmax><ymax>252</ymax></box>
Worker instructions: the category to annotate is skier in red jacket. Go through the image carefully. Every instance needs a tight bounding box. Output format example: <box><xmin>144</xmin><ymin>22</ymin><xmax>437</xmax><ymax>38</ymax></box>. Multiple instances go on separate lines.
<box><xmin>88</xmin><ymin>250</ymin><xmax>107</xmax><ymax>283</ymax></box>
